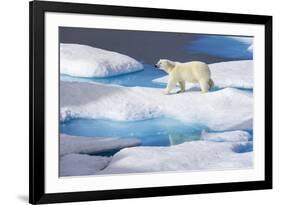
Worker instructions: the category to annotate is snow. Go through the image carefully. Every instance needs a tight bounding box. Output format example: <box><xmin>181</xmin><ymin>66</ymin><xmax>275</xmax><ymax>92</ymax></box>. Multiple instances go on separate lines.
<box><xmin>100</xmin><ymin>140</ymin><xmax>253</xmax><ymax>174</ymax></box>
<box><xmin>153</xmin><ymin>60</ymin><xmax>253</xmax><ymax>89</ymax></box>
<box><xmin>59</xmin><ymin>138</ymin><xmax>252</xmax><ymax>176</ymax></box>
<box><xmin>60</xmin><ymin>134</ymin><xmax>141</xmax><ymax>156</ymax></box>
<box><xmin>59</xmin><ymin>133</ymin><xmax>252</xmax><ymax>176</ymax></box>
<box><xmin>60</xmin><ymin>81</ymin><xmax>252</xmax><ymax>131</ymax></box>
<box><xmin>60</xmin><ymin>153</ymin><xmax>111</xmax><ymax>176</ymax></box>
<box><xmin>201</xmin><ymin>130</ymin><xmax>250</xmax><ymax>142</ymax></box>
<box><xmin>60</xmin><ymin>43</ymin><xmax>143</xmax><ymax>78</ymax></box>
<box><xmin>60</xmin><ymin>81</ymin><xmax>163</xmax><ymax>122</ymax></box>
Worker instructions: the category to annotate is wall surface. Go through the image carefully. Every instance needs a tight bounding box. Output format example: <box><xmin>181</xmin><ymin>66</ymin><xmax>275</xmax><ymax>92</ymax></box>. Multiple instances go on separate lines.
<box><xmin>0</xmin><ymin>0</ymin><xmax>279</xmax><ymax>204</ymax></box>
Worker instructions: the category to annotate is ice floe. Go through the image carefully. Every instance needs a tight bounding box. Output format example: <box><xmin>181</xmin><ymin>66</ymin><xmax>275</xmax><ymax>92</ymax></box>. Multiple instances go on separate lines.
<box><xmin>100</xmin><ymin>140</ymin><xmax>253</xmax><ymax>174</ymax></box>
<box><xmin>59</xmin><ymin>131</ymin><xmax>253</xmax><ymax>176</ymax></box>
<box><xmin>60</xmin><ymin>43</ymin><xmax>143</xmax><ymax>78</ymax></box>
<box><xmin>60</xmin><ymin>81</ymin><xmax>252</xmax><ymax>131</ymax></box>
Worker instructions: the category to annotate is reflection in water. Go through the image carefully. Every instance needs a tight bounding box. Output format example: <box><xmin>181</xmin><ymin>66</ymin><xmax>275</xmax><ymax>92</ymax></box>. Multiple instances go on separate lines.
<box><xmin>60</xmin><ymin>117</ymin><xmax>207</xmax><ymax>146</ymax></box>
<box><xmin>168</xmin><ymin>133</ymin><xmax>200</xmax><ymax>145</ymax></box>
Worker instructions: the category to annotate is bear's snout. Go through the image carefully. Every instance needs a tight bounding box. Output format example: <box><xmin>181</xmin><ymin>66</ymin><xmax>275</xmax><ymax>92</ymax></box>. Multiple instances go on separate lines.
<box><xmin>154</xmin><ymin>64</ymin><xmax>158</xmax><ymax>68</ymax></box>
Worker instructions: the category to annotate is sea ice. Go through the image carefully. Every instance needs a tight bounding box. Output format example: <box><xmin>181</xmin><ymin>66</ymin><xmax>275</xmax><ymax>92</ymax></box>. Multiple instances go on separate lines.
<box><xmin>100</xmin><ymin>140</ymin><xmax>253</xmax><ymax>174</ymax></box>
<box><xmin>59</xmin><ymin>56</ymin><xmax>254</xmax><ymax>176</ymax></box>
<box><xmin>60</xmin><ymin>81</ymin><xmax>253</xmax><ymax>131</ymax></box>
<box><xmin>60</xmin><ymin>43</ymin><xmax>143</xmax><ymax>77</ymax></box>
<box><xmin>59</xmin><ymin>134</ymin><xmax>252</xmax><ymax>176</ymax></box>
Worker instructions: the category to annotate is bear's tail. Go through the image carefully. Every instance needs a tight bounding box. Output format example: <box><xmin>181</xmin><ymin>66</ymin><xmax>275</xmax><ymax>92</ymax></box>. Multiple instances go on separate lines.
<box><xmin>208</xmin><ymin>79</ymin><xmax>214</xmax><ymax>89</ymax></box>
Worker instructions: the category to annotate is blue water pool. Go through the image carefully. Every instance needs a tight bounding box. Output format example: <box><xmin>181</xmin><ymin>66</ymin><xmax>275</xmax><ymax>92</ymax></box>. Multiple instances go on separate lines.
<box><xmin>61</xmin><ymin>64</ymin><xmax>167</xmax><ymax>88</ymax></box>
<box><xmin>186</xmin><ymin>36</ymin><xmax>253</xmax><ymax>60</ymax></box>
<box><xmin>60</xmin><ymin>118</ymin><xmax>208</xmax><ymax>146</ymax></box>
<box><xmin>60</xmin><ymin>117</ymin><xmax>253</xmax><ymax>154</ymax></box>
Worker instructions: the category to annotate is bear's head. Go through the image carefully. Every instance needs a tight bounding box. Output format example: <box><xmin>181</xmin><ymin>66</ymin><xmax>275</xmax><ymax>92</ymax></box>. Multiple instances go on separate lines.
<box><xmin>155</xmin><ymin>59</ymin><xmax>175</xmax><ymax>73</ymax></box>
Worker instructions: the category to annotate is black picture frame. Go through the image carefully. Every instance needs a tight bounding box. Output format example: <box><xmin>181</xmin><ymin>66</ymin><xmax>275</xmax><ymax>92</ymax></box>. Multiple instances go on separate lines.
<box><xmin>29</xmin><ymin>0</ymin><xmax>272</xmax><ymax>204</ymax></box>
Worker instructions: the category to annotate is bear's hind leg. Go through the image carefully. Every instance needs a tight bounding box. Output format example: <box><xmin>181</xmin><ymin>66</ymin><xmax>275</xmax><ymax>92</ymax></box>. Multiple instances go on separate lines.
<box><xmin>208</xmin><ymin>79</ymin><xmax>214</xmax><ymax>89</ymax></box>
<box><xmin>177</xmin><ymin>81</ymin><xmax>186</xmax><ymax>93</ymax></box>
<box><xmin>199</xmin><ymin>80</ymin><xmax>210</xmax><ymax>93</ymax></box>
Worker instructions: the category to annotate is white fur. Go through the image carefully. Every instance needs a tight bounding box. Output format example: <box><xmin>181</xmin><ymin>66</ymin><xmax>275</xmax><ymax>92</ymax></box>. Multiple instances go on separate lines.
<box><xmin>155</xmin><ymin>59</ymin><xmax>213</xmax><ymax>94</ymax></box>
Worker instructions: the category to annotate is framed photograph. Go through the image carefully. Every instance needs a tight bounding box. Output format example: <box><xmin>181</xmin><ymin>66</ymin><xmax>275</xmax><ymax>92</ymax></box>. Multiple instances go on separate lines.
<box><xmin>29</xmin><ymin>0</ymin><xmax>272</xmax><ymax>204</ymax></box>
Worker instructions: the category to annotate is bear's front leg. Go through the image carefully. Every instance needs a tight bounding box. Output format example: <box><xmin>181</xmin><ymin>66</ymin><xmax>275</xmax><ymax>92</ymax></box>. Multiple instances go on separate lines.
<box><xmin>177</xmin><ymin>81</ymin><xmax>186</xmax><ymax>94</ymax></box>
<box><xmin>163</xmin><ymin>78</ymin><xmax>176</xmax><ymax>95</ymax></box>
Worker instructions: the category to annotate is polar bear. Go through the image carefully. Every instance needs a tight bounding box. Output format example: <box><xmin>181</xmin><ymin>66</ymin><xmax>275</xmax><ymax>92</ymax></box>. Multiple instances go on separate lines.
<box><xmin>155</xmin><ymin>59</ymin><xmax>214</xmax><ymax>94</ymax></box>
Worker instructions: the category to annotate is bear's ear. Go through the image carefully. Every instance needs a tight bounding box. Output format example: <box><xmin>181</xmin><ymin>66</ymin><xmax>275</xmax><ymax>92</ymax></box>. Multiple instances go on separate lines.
<box><xmin>166</xmin><ymin>60</ymin><xmax>175</xmax><ymax>69</ymax></box>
